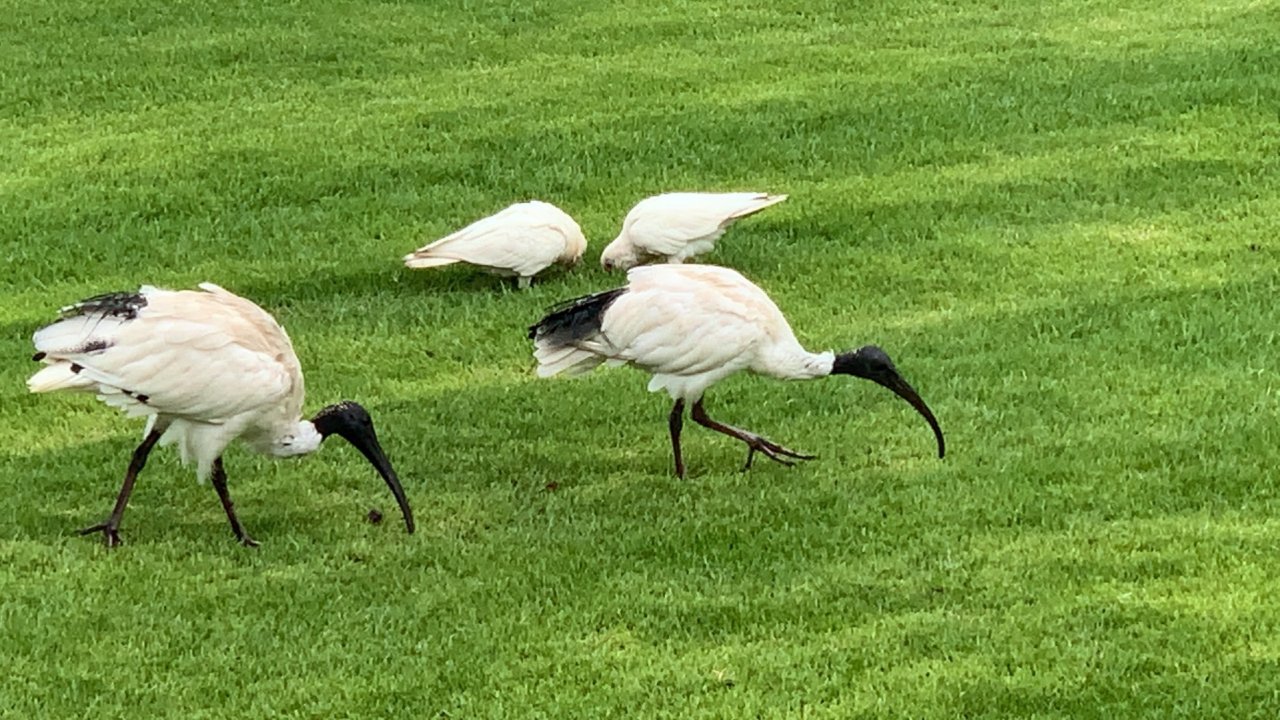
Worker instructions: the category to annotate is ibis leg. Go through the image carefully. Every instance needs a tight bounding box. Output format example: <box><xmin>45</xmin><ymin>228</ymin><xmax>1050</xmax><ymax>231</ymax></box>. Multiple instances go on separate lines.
<box><xmin>690</xmin><ymin>399</ymin><xmax>816</xmax><ymax>472</ymax></box>
<box><xmin>79</xmin><ymin>428</ymin><xmax>164</xmax><ymax>547</ymax></box>
<box><xmin>517</xmin><ymin>276</ymin><xmax>533</xmax><ymax>290</ymax></box>
<box><xmin>210</xmin><ymin>458</ymin><xmax>259</xmax><ymax>547</ymax></box>
<box><xmin>669</xmin><ymin>399</ymin><xmax>686</xmax><ymax>479</ymax></box>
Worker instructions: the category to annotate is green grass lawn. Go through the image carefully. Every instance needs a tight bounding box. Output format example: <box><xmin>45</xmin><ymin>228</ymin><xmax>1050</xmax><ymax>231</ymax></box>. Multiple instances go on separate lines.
<box><xmin>3</xmin><ymin>0</ymin><xmax>1280</xmax><ymax>716</ymax></box>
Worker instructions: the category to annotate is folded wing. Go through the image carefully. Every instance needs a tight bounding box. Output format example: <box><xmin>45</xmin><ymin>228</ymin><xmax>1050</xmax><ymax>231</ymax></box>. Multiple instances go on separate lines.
<box><xmin>29</xmin><ymin>284</ymin><xmax>300</xmax><ymax>425</ymax></box>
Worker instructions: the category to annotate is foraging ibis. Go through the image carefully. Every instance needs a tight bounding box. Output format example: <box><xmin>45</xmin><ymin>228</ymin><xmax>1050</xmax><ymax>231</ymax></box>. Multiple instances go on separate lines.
<box><xmin>404</xmin><ymin>200</ymin><xmax>587</xmax><ymax>288</ymax></box>
<box><xmin>27</xmin><ymin>283</ymin><xmax>415</xmax><ymax>547</ymax></box>
<box><xmin>599</xmin><ymin>192</ymin><xmax>787</xmax><ymax>271</ymax></box>
<box><xmin>528</xmin><ymin>265</ymin><xmax>944</xmax><ymax>478</ymax></box>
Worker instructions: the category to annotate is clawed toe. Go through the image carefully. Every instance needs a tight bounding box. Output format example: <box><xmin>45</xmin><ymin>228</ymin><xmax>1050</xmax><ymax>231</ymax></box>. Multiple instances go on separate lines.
<box><xmin>78</xmin><ymin>522</ymin><xmax>123</xmax><ymax>547</ymax></box>
<box><xmin>740</xmin><ymin>437</ymin><xmax>816</xmax><ymax>471</ymax></box>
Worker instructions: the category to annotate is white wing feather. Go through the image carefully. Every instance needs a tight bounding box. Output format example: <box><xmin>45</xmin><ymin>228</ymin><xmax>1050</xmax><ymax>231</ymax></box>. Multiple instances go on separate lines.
<box><xmin>535</xmin><ymin>265</ymin><xmax>782</xmax><ymax>398</ymax></box>
<box><xmin>605</xmin><ymin>265</ymin><xmax>771</xmax><ymax>374</ymax></box>
<box><xmin>404</xmin><ymin>200</ymin><xmax>583</xmax><ymax>277</ymax></box>
<box><xmin>30</xmin><ymin>284</ymin><xmax>300</xmax><ymax>426</ymax></box>
<box><xmin>605</xmin><ymin>192</ymin><xmax>787</xmax><ymax>266</ymax></box>
<box><xmin>534</xmin><ymin>264</ymin><xmax>830</xmax><ymax>401</ymax></box>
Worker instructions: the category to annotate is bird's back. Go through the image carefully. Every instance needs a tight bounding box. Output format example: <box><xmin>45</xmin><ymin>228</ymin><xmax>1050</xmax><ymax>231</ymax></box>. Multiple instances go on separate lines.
<box><xmin>29</xmin><ymin>283</ymin><xmax>305</xmax><ymax>480</ymax></box>
<box><xmin>624</xmin><ymin>264</ymin><xmax>782</xmax><ymax>316</ymax></box>
<box><xmin>610</xmin><ymin>265</ymin><xmax>794</xmax><ymax>361</ymax></box>
<box><xmin>531</xmin><ymin>265</ymin><xmax>801</xmax><ymax>399</ymax></box>
<box><xmin>606</xmin><ymin>192</ymin><xmax>787</xmax><ymax>266</ymax></box>
<box><xmin>30</xmin><ymin>283</ymin><xmax>303</xmax><ymax>425</ymax></box>
<box><xmin>404</xmin><ymin>200</ymin><xmax>584</xmax><ymax>275</ymax></box>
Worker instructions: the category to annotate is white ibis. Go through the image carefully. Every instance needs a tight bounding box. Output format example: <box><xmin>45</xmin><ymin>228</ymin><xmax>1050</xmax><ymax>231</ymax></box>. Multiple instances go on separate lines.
<box><xmin>403</xmin><ymin>200</ymin><xmax>587</xmax><ymax>288</ymax></box>
<box><xmin>27</xmin><ymin>283</ymin><xmax>415</xmax><ymax>547</ymax></box>
<box><xmin>599</xmin><ymin>192</ymin><xmax>787</xmax><ymax>271</ymax></box>
<box><xmin>528</xmin><ymin>265</ymin><xmax>944</xmax><ymax>478</ymax></box>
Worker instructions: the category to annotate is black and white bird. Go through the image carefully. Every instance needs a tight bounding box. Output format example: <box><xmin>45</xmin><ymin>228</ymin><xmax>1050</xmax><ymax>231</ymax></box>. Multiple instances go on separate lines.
<box><xmin>599</xmin><ymin>192</ymin><xmax>787</xmax><ymax>271</ymax></box>
<box><xmin>27</xmin><ymin>283</ymin><xmax>415</xmax><ymax>547</ymax></box>
<box><xmin>404</xmin><ymin>200</ymin><xmax>587</xmax><ymax>288</ymax></box>
<box><xmin>528</xmin><ymin>265</ymin><xmax>945</xmax><ymax>478</ymax></box>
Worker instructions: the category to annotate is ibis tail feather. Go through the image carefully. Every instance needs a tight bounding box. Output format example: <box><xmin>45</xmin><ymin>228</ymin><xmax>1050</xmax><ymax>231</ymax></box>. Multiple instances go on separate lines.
<box><xmin>528</xmin><ymin>287</ymin><xmax>626</xmax><ymax>344</ymax></box>
<box><xmin>27</xmin><ymin>363</ymin><xmax>93</xmax><ymax>393</ymax></box>
<box><xmin>724</xmin><ymin>193</ymin><xmax>788</xmax><ymax>223</ymax></box>
<box><xmin>528</xmin><ymin>286</ymin><xmax>626</xmax><ymax>377</ymax></box>
<box><xmin>403</xmin><ymin>255</ymin><xmax>462</xmax><ymax>269</ymax></box>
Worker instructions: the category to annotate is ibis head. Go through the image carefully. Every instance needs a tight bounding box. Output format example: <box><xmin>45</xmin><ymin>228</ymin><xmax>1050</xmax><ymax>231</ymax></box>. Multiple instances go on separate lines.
<box><xmin>831</xmin><ymin>346</ymin><xmax>946</xmax><ymax>459</ymax></box>
<box><xmin>312</xmin><ymin>401</ymin><xmax>415</xmax><ymax>533</ymax></box>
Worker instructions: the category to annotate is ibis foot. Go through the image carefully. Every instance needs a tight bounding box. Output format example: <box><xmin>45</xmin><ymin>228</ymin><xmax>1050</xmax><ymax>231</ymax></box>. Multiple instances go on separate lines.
<box><xmin>238</xmin><ymin>534</ymin><xmax>260</xmax><ymax>548</ymax></box>
<box><xmin>689</xmin><ymin>399</ymin><xmax>815</xmax><ymax>473</ymax></box>
<box><xmin>78</xmin><ymin>522</ymin><xmax>123</xmax><ymax>548</ymax></box>
<box><xmin>740</xmin><ymin>434</ymin><xmax>817</xmax><ymax>471</ymax></box>
<box><xmin>76</xmin><ymin>428</ymin><xmax>163</xmax><ymax>549</ymax></box>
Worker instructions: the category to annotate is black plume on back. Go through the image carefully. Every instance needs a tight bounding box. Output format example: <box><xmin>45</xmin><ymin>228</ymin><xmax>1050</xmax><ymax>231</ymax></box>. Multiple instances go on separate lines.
<box><xmin>528</xmin><ymin>287</ymin><xmax>627</xmax><ymax>345</ymax></box>
<box><xmin>60</xmin><ymin>291</ymin><xmax>148</xmax><ymax>320</ymax></box>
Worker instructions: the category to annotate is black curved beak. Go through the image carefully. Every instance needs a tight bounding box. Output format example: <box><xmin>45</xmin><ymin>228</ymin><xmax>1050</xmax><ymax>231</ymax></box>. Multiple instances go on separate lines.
<box><xmin>336</xmin><ymin>425</ymin><xmax>416</xmax><ymax>534</ymax></box>
<box><xmin>876</xmin><ymin>374</ymin><xmax>946</xmax><ymax>459</ymax></box>
<box><xmin>313</xmin><ymin>401</ymin><xmax>416</xmax><ymax>533</ymax></box>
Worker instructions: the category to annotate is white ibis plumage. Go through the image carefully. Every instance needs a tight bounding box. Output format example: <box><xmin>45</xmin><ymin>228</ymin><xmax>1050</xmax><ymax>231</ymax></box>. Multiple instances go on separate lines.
<box><xmin>27</xmin><ymin>283</ymin><xmax>415</xmax><ymax>547</ymax></box>
<box><xmin>404</xmin><ymin>200</ymin><xmax>587</xmax><ymax>288</ymax></box>
<box><xmin>528</xmin><ymin>265</ymin><xmax>944</xmax><ymax>478</ymax></box>
<box><xmin>599</xmin><ymin>192</ymin><xmax>787</xmax><ymax>271</ymax></box>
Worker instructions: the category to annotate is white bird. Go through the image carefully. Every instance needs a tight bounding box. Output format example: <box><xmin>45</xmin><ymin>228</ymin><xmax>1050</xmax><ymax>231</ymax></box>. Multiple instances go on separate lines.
<box><xmin>27</xmin><ymin>283</ymin><xmax>415</xmax><ymax>547</ymax></box>
<box><xmin>599</xmin><ymin>192</ymin><xmax>788</xmax><ymax>271</ymax></box>
<box><xmin>528</xmin><ymin>265</ymin><xmax>944</xmax><ymax>478</ymax></box>
<box><xmin>403</xmin><ymin>200</ymin><xmax>587</xmax><ymax>288</ymax></box>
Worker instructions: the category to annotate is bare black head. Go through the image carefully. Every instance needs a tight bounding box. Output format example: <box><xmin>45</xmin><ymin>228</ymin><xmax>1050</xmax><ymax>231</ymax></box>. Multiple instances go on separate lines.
<box><xmin>832</xmin><ymin>345</ymin><xmax>945</xmax><ymax>458</ymax></box>
<box><xmin>312</xmin><ymin>401</ymin><xmax>415</xmax><ymax>533</ymax></box>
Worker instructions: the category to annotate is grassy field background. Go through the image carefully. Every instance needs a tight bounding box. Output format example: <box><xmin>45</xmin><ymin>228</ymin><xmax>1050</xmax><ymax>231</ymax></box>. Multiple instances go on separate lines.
<box><xmin>3</xmin><ymin>0</ymin><xmax>1279</xmax><ymax>716</ymax></box>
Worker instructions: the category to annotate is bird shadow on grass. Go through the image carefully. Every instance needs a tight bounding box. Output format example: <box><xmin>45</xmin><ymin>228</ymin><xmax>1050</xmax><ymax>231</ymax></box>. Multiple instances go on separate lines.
<box><xmin>0</xmin><ymin>435</ymin><xmax>415</xmax><ymax>550</ymax></box>
<box><xmin>223</xmin><ymin>262</ymin><xmax>601</xmax><ymax>313</ymax></box>
<box><xmin>399</xmin><ymin>264</ymin><xmax>592</xmax><ymax>296</ymax></box>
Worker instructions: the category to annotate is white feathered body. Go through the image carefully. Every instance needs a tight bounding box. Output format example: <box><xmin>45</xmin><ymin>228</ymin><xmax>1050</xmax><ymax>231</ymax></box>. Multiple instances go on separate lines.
<box><xmin>532</xmin><ymin>265</ymin><xmax>832</xmax><ymax>401</ymax></box>
<box><xmin>28</xmin><ymin>283</ymin><xmax>319</xmax><ymax>481</ymax></box>
<box><xmin>600</xmin><ymin>192</ymin><xmax>787</xmax><ymax>270</ymax></box>
<box><xmin>404</xmin><ymin>200</ymin><xmax>587</xmax><ymax>283</ymax></box>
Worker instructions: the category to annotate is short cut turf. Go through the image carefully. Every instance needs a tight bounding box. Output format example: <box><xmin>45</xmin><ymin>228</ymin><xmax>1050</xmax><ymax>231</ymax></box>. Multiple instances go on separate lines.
<box><xmin>2</xmin><ymin>0</ymin><xmax>1279</xmax><ymax>717</ymax></box>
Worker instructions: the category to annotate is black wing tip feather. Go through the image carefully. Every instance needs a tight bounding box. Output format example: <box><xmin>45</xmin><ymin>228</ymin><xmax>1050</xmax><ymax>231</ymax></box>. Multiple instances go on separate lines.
<box><xmin>528</xmin><ymin>286</ymin><xmax>628</xmax><ymax>343</ymax></box>
<box><xmin>60</xmin><ymin>291</ymin><xmax>148</xmax><ymax>320</ymax></box>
